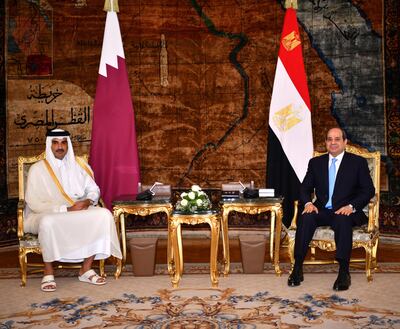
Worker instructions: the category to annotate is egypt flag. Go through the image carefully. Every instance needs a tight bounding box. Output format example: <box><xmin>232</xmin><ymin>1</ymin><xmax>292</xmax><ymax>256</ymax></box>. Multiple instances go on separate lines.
<box><xmin>266</xmin><ymin>6</ymin><xmax>313</xmax><ymax>228</ymax></box>
<box><xmin>90</xmin><ymin>1</ymin><xmax>140</xmax><ymax>209</ymax></box>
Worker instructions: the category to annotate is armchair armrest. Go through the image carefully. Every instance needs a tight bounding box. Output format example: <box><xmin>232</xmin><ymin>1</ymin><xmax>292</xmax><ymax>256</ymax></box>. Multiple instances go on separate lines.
<box><xmin>367</xmin><ymin>194</ymin><xmax>379</xmax><ymax>232</ymax></box>
<box><xmin>17</xmin><ymin>200</ymin><xmax>25</xmax><ymax>238</ymax></box>
<box><xmin>288</xmin><ymin>200</ymin><xmax>299</xmax><ymax>230</ymax></box>
<box><xmin>285</xmin><ymin>192</ymin><xmax>379</xmax><ymax>233</ymax></box>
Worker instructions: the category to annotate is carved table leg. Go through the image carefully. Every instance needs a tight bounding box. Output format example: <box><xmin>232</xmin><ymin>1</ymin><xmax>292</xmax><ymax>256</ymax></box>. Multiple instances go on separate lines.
<box><xmin>208</xmin><ymin>218</ymin><xmax>220</xmax><ymax>287</ymax></box>
<box><xmin>169</xmin><ymin>220</ymin><xmax>181</xmax><ymax>288</ymax></box>
<box><xmin>221</xmin><ymin>210</ymin><xmax>230</xmax><ymax>276</ymax></box>
<box><xmin>273</xmin><ymin>208</ymin><xmax>282</xmax><ymax>276</ymax></box>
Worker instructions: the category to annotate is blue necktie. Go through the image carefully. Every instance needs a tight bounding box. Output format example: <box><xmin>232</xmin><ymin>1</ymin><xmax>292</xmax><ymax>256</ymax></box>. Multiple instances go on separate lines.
<box><xmin>326</xmin><ymin>158</ymin><xmax>337</xmax><ymax>209</ymax></box>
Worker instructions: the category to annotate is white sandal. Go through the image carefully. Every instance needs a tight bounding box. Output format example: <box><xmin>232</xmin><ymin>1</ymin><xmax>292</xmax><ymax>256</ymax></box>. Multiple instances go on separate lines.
<box><xmin>78</xmin><ymin>269</ymin><xmax>106</xmax><ymax>285</ymax></box>
<box><xmin>41</xmin><ymin>275</ymin><xmax>56</xmax><ymax>292</ymax></box>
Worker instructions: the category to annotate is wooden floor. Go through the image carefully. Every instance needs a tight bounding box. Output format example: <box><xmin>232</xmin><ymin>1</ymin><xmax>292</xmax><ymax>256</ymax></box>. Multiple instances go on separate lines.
<box><xmin>1</xmin><ymin>237</ymin><xmax>400</xmax><ymax>268</ymax></box>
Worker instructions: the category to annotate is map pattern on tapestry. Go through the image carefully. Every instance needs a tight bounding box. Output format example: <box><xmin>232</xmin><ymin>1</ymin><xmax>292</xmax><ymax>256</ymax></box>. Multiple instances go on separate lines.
<box><xmin>6</xmin><ymin>0</ymin><xmax>384</xmax><ymax>197</ymax></box>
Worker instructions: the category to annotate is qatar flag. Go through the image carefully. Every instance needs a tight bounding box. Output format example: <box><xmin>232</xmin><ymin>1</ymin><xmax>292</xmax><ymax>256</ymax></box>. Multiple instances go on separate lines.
<box><xmin>266</xmin><ymin>7</ymin><xmax>313</xmax><ymax>227</ymax></box>
<box><xmin>90</xmin><ymin>7</ymin><xmax>140</xmax><ymax>209</ymax></box>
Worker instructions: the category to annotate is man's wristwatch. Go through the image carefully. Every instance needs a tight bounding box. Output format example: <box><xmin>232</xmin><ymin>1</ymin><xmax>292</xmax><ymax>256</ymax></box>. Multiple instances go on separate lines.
<box><xmin>348</xmin><ymin>204</ymin><xmax>356</xmax><ymax>213</ymax></box>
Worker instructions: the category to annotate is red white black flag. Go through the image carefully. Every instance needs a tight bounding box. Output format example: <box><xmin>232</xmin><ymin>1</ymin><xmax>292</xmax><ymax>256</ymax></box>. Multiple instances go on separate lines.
<box><xmin>267</xmin><ymin>6</ymin><xmax>313</xmax><ymax>227</ymax></box>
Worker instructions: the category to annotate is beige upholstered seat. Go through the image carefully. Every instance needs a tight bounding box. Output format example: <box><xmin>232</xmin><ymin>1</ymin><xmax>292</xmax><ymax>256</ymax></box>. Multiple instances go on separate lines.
<box><xmin>286</xmin><ymin>145</ymin><xmax>380</xmax><ymax>281</ymax></box>
<box><xmin>17</xmin><ymin>152</ymin><xmax>105</xmax><ymax>286</ymax></box>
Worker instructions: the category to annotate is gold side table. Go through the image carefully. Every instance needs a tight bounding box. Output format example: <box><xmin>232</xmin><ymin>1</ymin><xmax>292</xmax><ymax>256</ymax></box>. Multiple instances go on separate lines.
<box><xmin>169</xmin><ymin>210</ymin><xmax>220</xmax><ymax>288</ymax></box>
<box><xmin>112</xmin><ymin>195</ymin><xmax>173</xmax><ymax>279</ymax></box>
<box><xmin>220</xmin><ymin>197</ymin><xmax>284</xmax><ymax>276</ymax></box>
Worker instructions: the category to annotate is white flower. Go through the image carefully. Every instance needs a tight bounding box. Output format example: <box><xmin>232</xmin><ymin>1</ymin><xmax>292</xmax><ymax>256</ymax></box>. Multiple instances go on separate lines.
<box><xmin>191</xmin><ymin>185</ymin><xmax>201</xmax><ymax>192</ymax></box>
<box><xmin>175</xmin><ymin>185</ymin><xmax>211</xmax><ymax>212</ymax></box>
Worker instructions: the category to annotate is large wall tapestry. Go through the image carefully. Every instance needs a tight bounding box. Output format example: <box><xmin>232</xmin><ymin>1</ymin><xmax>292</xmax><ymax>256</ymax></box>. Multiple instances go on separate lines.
<box><xmin>2</xmin><ymin>0</ymin><xmax>398</xmax><ymax>243</ymax></box>
<box><xmin>6</xmin><ymin>0</ymin><xmax>385</xmax><ymax>195</ymax></box>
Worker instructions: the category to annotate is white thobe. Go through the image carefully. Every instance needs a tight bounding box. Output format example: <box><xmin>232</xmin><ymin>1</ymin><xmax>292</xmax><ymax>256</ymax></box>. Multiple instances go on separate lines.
<box><xmin>24</xmin><ymin>160</ymin><xmax>122</xmax><ymax>263</ymax></box>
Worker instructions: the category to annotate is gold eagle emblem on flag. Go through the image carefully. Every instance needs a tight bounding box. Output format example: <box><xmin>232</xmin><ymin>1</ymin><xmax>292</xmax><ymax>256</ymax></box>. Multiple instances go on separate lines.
<box><xmin>282</xmin><ymin>31</ymin><xmax>301</xmax><ymax>51</ymax></box>
<box><xmin>273</xmin><ymin>104</ymin><xmax>303</xmax><ymax>132</ymax></box>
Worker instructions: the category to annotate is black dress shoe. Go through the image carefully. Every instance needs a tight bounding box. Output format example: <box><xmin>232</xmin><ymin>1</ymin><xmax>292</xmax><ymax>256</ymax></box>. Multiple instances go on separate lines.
<box><xmin>288</xmin><ymin>267</ymin><xmax>304</xmax><ymax>287</ymax></box>
<box><xmin>333</xmin><ymin>272</ymin><xmax>351</xmax><ymax>291</ymax></box>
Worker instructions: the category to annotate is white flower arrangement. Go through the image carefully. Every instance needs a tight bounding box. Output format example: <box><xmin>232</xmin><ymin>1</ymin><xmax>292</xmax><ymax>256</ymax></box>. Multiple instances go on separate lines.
<box><xmin>175</xmin><ymin>185</ymin><xmax>211</xmax><ymax>212</ymax></box>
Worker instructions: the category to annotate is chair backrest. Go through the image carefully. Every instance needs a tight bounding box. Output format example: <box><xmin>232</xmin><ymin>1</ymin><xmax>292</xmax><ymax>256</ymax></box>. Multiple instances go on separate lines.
<box><xmin>18</xmin><ymin>152</ymin><xmax>46</xmax><ymax>201</ymax></box>
<box><xmin>314</xmin><ymin>145</ymin><xmax>381</xmax><ymax>227</ymax></box>
<box><xmin>18</xmin><ymin>152</ymin><xmax>89</xmax><ymax>201</ymax></box>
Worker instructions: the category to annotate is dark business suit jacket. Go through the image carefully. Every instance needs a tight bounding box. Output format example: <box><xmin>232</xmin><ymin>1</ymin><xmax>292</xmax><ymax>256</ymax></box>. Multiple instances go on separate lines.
<box><xmin>300</xmin><ymin>151</ymin><xmax>375</xmax><ymax>224</ymax></box>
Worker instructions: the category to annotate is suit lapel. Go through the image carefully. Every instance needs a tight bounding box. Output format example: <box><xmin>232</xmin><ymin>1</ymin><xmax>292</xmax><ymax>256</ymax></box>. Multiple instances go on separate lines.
<box><xmin>333</xmin><ymin>152</ymin><xmax>347</xmax><ymax>194</ymax></box>
<box><xmin>321</xmin><ymin>154</ymin><xmax>329</xmax><ymax>192</ymax></box>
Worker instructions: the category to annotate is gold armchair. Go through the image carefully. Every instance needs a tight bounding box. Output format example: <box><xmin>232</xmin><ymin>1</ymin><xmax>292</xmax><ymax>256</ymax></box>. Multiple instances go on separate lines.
<box><xmin>17</xmin><ymin>152</ymin><xmax>105</xmax><ymax>287</ymax></box>
<box><xmin>286</xmin><ymin>145</ymin><xmax>380</xmax><ymax>281</ymax></box>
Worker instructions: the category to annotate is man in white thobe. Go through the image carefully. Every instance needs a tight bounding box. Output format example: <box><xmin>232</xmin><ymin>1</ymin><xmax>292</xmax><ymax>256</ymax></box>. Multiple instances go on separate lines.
<box><xmin>24</xmin><ymin>129</ymin><xmax>122</xmax><ymax>291</ymax></box>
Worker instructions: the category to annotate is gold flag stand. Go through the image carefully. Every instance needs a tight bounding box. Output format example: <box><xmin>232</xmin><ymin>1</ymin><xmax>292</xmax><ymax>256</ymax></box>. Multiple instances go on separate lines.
<box><xmin>284</xmin><ymin>0</ymin><xmax>298</xmax><ymax>9</ymax></box>
<box><xmin>104</xmin><ymin>0</ymin><xmax>119</xmax><ymax>12</ymax></box>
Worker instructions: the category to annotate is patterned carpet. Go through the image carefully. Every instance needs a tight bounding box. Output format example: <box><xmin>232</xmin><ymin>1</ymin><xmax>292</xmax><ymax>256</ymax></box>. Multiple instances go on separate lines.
<box><xmin>1</xmin><ymin>272</ymin><xmax>400</xmax><ymax>328</ymax></box>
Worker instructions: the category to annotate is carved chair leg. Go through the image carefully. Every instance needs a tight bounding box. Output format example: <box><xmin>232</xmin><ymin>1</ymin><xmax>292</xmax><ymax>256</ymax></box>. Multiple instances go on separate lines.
<box><xmin>371</xmin><ymin>239</ymin><xmax>379</xmax><ymax>270</ymax></box>
<box><xmin>310</xmin><ymin>247</ymin><xmax>316</xmax><ymax>261</ymax></box>
<box><xmin>288</xmin><ymin>238</ymin><xmax>295</xmax><ymax>270</ymax></box>
<box><xmin>364</xmin><ymin>247</ymin><xmax>373</xmax><ymax>282</ymax></box>
<box><xmin>19</xmin><ymin>248</ymin><xmax>28</xmax><ymax>287</ymax></box>
<box><xmin>115</xmin><ymin>258</ymin><xmax>122</xmax><ymax>279</ymax></box>
<box><xmin>99</xmin><ymin>259</ymin><xmax>105</xmax><ymax>277</ymax></box>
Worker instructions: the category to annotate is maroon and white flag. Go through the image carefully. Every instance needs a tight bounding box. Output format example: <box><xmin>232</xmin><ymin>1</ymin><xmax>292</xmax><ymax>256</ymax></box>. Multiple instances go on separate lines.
<box><xmin>90</xmin><ymin>5</ymin><xmax>140</xmax><ymax>209</ymax></box>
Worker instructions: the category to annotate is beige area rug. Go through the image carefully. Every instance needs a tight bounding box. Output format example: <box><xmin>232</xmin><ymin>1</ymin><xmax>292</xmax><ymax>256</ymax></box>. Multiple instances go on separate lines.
<box><xmin>1</xmin><ymin>261</ymin><xmax>400</xmax><ymax>279</ymax></box>
<box><xmin>1</xmin><ymin>272</ymin><xmax>400</xmax><ymax>328</ymax></box>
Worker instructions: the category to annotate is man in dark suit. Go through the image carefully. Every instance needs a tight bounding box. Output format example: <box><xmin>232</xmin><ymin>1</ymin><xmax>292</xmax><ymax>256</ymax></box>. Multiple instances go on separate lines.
<box><xmin>288</xmin><ymin>127</ymin><xmax>375</xmax><ymax>290</ymax></box>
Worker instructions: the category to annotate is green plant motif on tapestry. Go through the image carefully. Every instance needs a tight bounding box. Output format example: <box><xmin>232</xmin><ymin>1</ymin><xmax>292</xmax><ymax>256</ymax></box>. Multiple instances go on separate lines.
<box><xmin>175</xmin><ymin>185</ymin><xmax>211</xmax><ymax>212</ymax></box>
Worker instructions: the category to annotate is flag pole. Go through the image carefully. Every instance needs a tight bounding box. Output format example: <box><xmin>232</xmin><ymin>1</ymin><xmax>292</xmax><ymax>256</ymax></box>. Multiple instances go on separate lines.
<box><xmin>104</xmin><ymin>0</ymin><xmax>119</xmax><ymax>12</ymax></box>
<box><xmin>284</xmin><ymin>0</ymin><xmax>298</xmax><ymax>9</ymax></box>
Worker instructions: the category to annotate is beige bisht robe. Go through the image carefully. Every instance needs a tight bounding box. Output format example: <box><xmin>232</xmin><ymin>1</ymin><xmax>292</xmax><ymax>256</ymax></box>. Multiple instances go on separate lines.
<box><xmin>24</xmin><ymin>160</ymin><xmax>122</xmax><ymax>263</ymax></box>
